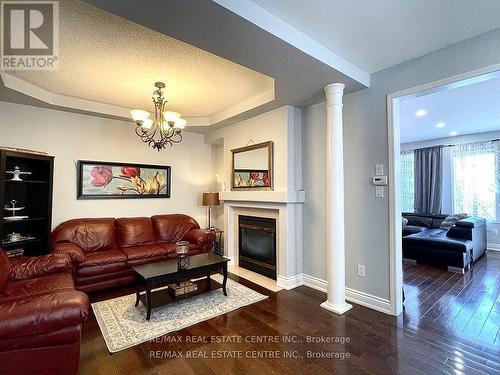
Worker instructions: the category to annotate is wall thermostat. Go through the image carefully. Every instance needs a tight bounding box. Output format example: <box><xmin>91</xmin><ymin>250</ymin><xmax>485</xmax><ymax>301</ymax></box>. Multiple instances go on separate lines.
<box><xmin>372</xmin><ymin>176</ymin><xmax>388</xmax><ymax>186</ymax></box>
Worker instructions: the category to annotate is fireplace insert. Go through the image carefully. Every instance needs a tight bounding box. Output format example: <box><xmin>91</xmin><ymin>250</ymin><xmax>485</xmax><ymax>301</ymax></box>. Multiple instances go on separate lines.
<box><xmin>238</xmin><ymin>215</ymin><xmax>276</xmax><ymax>280</ymax></box>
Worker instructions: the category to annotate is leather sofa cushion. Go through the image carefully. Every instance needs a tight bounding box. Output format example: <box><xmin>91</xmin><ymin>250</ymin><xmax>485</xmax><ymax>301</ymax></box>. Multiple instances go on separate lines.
<box><xmin>0</xmin><ymin>291</ymin><xmax>89</xmax><ymax>339</ymax></box>
<box><xmin>8</xmin><ymin>254</ymin><xmax>71</xmax><ymax>281</ymax></box>
<box><xmin>2</xmin><ymin>273</ymin><xmax>75</xmax><ymax>301</ymax></box>
<box><xmin>152</xmin><ymin>214</ymin><xmax>199</xmax><ymax>243</ymax></box>
<box><xmin>0</xmin><ymin>324</ymin><xmax>81</xmax><ymax>352</ymax></box>
<box><xmin>127</xmin><ymin>257</ymin><xmax>170</xmax><ymax>266</ymax></box>
<box><xmin>116</xmin><ymin>217</ymin><xmax>156</xmax><ymax>247</ymax></box>
<box><xmin>79</xmin><ymin>250</ymin><xmax>127</xmax><ymax>268</ymax></box>
<box><xmin>403</xmin><ymin>225</ymin><xmax>427</xmax><ymax>237</ymax></box>
<box><xmin>403</xmin><ymin>229</ymin><xmax>472</xmax><ymax>252</ymax></box>
<box><xmin>51</xmin><ymin>218</ymin><xmax>117</xmax><ymax>252</ymax></box>
<box><xmin>77</xmin><ymin>262</ymin><xmax>129</xmax><ymax>278</ymax></box>
<box><xmin>402</xmin><ymin>213</ymin><xmax>448</xmax><ymax>229</ymax></box>
<box><xmin>121</xmin><ymin>244</ymin><xmax>172</xmax><ymax>261</ymax></box>
<box><xmin>76</xmin><ymin>269</ymin><xmax>134</xmax><ymax>286</ymax></box>
<box><xmin>0</xmin><ymin>251</ymin><xmax>8</xmax><ymax>294</ymax></box>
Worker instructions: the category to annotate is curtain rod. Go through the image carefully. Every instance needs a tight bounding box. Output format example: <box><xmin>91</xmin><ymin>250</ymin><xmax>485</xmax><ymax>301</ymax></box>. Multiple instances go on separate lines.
<box><xmin>441</xmin><ymin>138</ymin><xmax>500</xmax><ymax>148</ymax></box>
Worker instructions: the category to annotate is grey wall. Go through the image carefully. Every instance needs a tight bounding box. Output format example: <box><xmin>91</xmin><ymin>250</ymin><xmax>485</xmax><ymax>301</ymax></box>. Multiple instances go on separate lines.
<box><xmin>303</xmin><ymin>29</ymin><xmax>500</xmax><ymax>300</ymax></box>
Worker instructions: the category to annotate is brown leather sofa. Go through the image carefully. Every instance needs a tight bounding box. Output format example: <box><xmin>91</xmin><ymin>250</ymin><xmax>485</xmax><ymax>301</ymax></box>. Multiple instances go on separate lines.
<box><xmin>0</xmin><ymin>251</ymin><xmax>89</xmax><ymax>375</ymax></box>
<box><xmin>51</xmin><ymin>214</ymin><xmax>216</xmax><ymax>293</ymax></box>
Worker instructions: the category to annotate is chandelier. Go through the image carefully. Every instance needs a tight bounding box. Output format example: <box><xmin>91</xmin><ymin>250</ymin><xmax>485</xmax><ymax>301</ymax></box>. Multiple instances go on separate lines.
<box><xmin>130</xmin><ymin>82</ymin><xmax>186</xmax><ymax>151</ymax></box>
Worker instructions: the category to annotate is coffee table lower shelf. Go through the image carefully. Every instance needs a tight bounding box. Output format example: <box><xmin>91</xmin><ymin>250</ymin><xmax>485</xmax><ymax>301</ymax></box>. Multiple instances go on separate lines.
<box><xmin>136</xmin><ymin>278</ymin><xmax>225</xmax><ymax>320</ymax></box>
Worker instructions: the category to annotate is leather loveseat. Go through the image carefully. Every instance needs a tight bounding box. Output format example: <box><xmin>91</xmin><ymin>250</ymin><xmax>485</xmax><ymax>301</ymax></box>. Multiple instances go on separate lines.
<box><xmin>51</xmin><ymin>214</ymin><xmax>216</xmax><ymax>293</ymax></box>
<box><xmin>402</xmin><ymin>212</ymin><xmax>487</xmax><ymax>273</ymax></box>
<box><xmin>0</xmin><ymin>251</ymin><xmax>89</xmax><ymax>375</ymax></box>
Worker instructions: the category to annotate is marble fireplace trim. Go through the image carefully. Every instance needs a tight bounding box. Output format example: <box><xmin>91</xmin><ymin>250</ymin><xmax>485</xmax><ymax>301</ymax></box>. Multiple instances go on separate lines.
<box><xmin>223</xmin><ymin>201</ymin><xmax>303</xmax><ymax>290</ymax></box>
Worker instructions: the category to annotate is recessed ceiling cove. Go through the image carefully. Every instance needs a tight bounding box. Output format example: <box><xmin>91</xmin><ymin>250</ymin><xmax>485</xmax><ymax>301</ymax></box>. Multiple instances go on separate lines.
<box><xmin>3</xmin><ymin>0</ymin><xmax>274</xmax><ymax>125</ymax></box>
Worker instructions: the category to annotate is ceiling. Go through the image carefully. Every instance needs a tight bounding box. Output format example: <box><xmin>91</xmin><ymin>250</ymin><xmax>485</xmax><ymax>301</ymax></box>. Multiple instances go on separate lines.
<box><xmin>7</xmin><ymin>0</ymin><xmax>273</xmax><ymax>118</ymax></box>
<box><xmin>250</xmin><ymin>0</ymin><xmax>500</xmax><ymax>73</ymax></box>
<box><xmin>400</xmin><ymin>74</ymin><xmax>500</xmax><ymax>143</ymax></box>
<box><xmin>0</xmin><ymin>0</ymin><xmax>368</xmax><ymax>132</ymax></box>
<box><xmin>2</xmin><ymin>0</ymin><xmax>498</xmax><ymax>133</ymax></box>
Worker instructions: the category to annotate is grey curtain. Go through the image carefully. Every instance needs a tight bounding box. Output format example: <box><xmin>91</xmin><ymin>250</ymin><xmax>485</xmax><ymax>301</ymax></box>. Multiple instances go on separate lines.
<box><xmin>414</xmin><ymin>146</ymin><xmax>443</xmax><ymax>214</ymax></box>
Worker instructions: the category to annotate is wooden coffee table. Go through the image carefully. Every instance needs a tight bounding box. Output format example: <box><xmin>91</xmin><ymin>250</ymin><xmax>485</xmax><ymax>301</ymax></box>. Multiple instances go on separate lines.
<box><xmin>132</xmin><ymin>253</ymin><xmax>229</xmax><ymax>320</ymax></box>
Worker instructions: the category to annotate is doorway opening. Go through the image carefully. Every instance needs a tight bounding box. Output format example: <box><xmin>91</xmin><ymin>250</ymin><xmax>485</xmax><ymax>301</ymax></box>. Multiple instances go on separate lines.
<box><xmin>387</xmin><ymin>64</ymin><xmax>500</xmax><ymax>316</ymax></box>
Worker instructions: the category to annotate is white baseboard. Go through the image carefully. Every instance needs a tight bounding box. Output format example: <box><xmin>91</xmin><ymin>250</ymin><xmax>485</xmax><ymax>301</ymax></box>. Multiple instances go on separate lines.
<box><xmin>301</xmin><ymin>274</ymin><xmax>392</xmax><ymax>315</ymax></box>
<box><xmin>276</xmin><ymin>274</ymin><xmax>303</xmax><ymax>290</ymax></box>
<box><xmin>302</xmin><ymin>274</ymin><xmax>327</xmax><ymax>292</ymax></box>
<box><xmin>344</xmin><ymin>288</ymin><xmax>391</xmax><ymax>314</ymax></box>
<box><xmin>487</xmin><ymin>243</ymin><xmax>500</xmax><ymax>251</ymax></box>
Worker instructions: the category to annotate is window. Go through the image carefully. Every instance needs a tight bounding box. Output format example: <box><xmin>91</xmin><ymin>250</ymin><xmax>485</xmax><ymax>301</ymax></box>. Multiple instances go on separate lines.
<box><xmin>451</xmin><ymin>142</ymin><xmax>497</xmax><ymax>220</ymax></box>
<box><xmin>400</xmin><ymin>150</ymin><xmax>414</xmax><ymax>212</ymax></box>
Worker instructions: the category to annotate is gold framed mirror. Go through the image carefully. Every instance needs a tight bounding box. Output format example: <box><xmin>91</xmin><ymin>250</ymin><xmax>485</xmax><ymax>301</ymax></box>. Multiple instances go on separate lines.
<box><xmin>231</xmin><ymin>141</ymin><xmax>273</xmax><ymax>191</ymax></box>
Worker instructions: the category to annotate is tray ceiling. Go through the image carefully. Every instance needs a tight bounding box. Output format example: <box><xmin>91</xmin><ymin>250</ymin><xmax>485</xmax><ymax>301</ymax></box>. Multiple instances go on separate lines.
<box><xmin>7</xmin><ymin>0</ymin><xmax>274</xmax><ymax>119</ymax></box>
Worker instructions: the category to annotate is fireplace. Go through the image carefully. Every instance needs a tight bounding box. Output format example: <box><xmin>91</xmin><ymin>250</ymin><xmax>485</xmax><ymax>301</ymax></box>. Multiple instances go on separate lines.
<box><xmin>238</xmin><ymin>215</ymin><xmax>277</xmax><ymax>280</ymax></box>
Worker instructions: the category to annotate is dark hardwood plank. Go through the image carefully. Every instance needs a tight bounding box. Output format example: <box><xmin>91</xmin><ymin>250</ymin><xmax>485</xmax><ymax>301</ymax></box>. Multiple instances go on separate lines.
<box><xmin>80</xmin><ymin>252</ymin><xmax>500</xmax><ymax>374</ymax></box>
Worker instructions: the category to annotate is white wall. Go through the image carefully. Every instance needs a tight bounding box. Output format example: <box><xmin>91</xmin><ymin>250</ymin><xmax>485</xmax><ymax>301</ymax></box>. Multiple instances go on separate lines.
<box><xmin>303</xmin><ymin>29</ymin><xmax>500</xmax><ymax>301</ymax></box>
<box><xmin>0</xmin><ymin>102</ymin><xmax>214</xmax><ymax>228</ymax></box>
<box><xmin>205</xmin><ymin>105</ymin><xmax>302</xmax><ymax>194</ymax></box>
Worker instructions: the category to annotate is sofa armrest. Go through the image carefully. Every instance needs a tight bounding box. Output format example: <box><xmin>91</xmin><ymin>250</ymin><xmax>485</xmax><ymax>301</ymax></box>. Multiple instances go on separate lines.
<box><xmin>8</xmin><ymin>254</ymin><xmax>72</xmax><ymax>281</ymax></box>
<box><xmin>183</xmin><ymin>229</ymin><xmax>216</xmax><ymax>249</ymax></box>
<box><xmin>52</xmin><ymin>243</ymin><xmax>86</xmax><ymax>264</ymax></box>
<box><xmin>455</xmin><ymin>217</ymin><xmax>486</xmax><ymax>228</ymax></box>
<box><xmin>0</xmin><ymin>291</ymin><xmax>89</xmax><ymax>339</ymax></box>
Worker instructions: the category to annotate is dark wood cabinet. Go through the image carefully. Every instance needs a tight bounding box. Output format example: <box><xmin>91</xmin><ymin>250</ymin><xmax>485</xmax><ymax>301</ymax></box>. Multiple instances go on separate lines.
<box><xmin>0</xmin><ymin>149</ymin><xmax>54</xmax><ymax>256</ymax></box>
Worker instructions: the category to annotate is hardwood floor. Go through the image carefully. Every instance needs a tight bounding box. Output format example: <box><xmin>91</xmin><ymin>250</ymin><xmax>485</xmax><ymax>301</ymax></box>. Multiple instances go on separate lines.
<box><xmin>80</xmin><ymin>252</ymin><xmax>500</xmax><ymax>374</ymax></box>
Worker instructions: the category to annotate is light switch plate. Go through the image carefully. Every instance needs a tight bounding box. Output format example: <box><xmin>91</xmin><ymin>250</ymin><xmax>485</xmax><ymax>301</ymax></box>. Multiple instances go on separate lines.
<box><xmin>357</xmin><ymin>264</ymin><xmax>366</xmax><ymax>277</ymax></box>
<box><xmin>376</xmin><ymin>186</ymin><xmax>384</xmax><ymax>198</ymax></box>
<box><xmin>375</xmin><ymin>164</ymin><xmax>384</xmax><ymax>176</ymax></box>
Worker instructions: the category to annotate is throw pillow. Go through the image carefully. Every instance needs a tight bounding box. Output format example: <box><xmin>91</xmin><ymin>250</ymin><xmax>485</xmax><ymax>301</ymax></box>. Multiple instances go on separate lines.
<box><xmin>439</xmin><ymin>213</ymin><xmax>468</xmax><ymax>230</ymax></box>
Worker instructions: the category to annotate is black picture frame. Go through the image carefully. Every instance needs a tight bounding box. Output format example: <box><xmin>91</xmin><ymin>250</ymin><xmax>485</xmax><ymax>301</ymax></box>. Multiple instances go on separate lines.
<box><xmin>77</xmin><ymin>160</ymin><xmax>171</xmax><ymax>199</ymax></box>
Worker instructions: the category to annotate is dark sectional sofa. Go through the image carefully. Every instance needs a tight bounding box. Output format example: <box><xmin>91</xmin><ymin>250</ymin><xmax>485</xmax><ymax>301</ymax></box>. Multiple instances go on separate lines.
<box><xmin>402</xmin><ymin>212</ymin><xmax>487</xmax><ymax>273</ymax></box>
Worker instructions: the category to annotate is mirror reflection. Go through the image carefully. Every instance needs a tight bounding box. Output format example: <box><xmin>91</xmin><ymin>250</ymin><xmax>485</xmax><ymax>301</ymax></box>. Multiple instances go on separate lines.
<box><xmin>231</xmin><ymin>142</ymin><xmax>273</xmax><ymax>190</ymax></box>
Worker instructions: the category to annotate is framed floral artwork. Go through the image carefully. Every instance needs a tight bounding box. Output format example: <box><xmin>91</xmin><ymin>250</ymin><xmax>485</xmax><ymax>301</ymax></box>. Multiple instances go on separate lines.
<box><xmin>77</xmin><ymin>160</ymin><xmax>171</xmax><ymax>199</ymax></box>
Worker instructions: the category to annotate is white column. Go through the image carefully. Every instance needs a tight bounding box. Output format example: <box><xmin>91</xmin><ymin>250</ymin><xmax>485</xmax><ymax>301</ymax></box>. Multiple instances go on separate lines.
<box><xmin>320</xmin><ymin>83</ymin><xmax>352</xmax><ymax>315</ymax></box>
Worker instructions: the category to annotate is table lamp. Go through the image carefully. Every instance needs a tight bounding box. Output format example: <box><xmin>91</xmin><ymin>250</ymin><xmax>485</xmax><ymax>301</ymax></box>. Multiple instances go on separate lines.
<box><xmin>202</xmin><ymin>192</ymin><xmax>220</xmax><ymax>230</ymax></box>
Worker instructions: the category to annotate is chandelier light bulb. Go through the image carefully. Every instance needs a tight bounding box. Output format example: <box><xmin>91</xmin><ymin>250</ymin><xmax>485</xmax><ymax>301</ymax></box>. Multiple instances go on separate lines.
<box><xmin>163</xmin><ymin>111</ymin><xmax>181</xmax><ymax>122</ymax></box>
<box><xmin>174</xmin><ymin>118</ymin><xmax>187</xmax><ymax>129</ymax></box>
<box><xmin>141</xmin><ymin>119</ymin><xmax>154</xmax><ymax>129</ymax></box>
<box><xmin>130</xmin><ymin>109</ymin><xmax>150</xmax><ymax>122</ymax></box>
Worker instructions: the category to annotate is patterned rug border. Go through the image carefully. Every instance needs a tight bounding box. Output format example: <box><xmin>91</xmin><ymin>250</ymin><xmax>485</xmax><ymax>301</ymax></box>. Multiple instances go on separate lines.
<box><xmin>91</xmin><ymin>275</ymin><xmax>268</xmax><ymax>353</ymax></box>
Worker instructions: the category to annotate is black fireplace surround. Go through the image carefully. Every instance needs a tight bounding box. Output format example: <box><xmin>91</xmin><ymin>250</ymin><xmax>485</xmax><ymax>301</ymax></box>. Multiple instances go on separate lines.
<box><xmin>238</xmin><ymin>215</ymin><xmax>276</xmax><ymax>280</ymax></box>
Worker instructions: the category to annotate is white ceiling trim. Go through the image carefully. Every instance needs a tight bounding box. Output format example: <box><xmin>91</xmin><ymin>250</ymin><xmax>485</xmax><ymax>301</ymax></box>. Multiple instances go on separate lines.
<box><xmin>1</xmin><ymin>72</ymin><xmax>131</xmax><ymax>118</ymax></box>
<box><xmin>212</xmin><ymin>0</ymin><xmax>370</xmax><ymax>87</ymax></box>
<box><xmin>210</xmin><ymin>87</ymin><xmax>275</xmax><ymax>124</ymax></box>
<box><xmin>0</xmin><ymin>72</ymin><xmax>275</xmax><ymax>128</ymax></box>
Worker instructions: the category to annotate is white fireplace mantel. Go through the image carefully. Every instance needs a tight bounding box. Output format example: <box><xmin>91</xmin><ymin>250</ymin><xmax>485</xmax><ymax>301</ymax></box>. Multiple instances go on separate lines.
<box><xmin>219</xmin><ymin>190</ymin><xmax>305</xmax><ymax>204</ymax></box>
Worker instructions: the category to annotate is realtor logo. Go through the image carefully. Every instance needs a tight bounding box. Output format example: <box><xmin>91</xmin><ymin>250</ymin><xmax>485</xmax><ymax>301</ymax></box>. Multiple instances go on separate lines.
<box><xmin>1</xmin><ymin>0</ymin><xmax>59</xmax><ymax>70</ymax></box>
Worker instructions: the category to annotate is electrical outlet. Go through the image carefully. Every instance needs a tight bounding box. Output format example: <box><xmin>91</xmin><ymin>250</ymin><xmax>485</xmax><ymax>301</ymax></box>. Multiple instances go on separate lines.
<box><xmin>357</xmin><ymin>264</ymin><xmax>366</xmax><ymax>277</ymax></box>
<box><xmin>376</xmin><ymin>186</ymin><xmax>384</xmax><ymax>198</ymax></box>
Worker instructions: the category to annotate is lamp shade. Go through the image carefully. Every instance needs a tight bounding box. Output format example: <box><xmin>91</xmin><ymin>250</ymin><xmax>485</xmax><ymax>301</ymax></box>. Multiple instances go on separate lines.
<box><xmin>202</xmin><ymin>192</ymin><xmax>220</xmax><ymax>206</ymax></box>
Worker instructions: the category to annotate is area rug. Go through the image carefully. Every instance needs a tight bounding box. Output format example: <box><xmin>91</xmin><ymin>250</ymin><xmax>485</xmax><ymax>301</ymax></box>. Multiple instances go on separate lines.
<box><xmin>91</xmin><ymin>274</ymin><xmax>267</xmax><ymax>353</ymax></box>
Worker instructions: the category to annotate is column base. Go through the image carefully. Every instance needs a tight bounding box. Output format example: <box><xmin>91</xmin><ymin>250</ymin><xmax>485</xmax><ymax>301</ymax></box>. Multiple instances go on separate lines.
<box><xmin>320</xmin><ymin>301</ymin><xmax>353</xmax><ymax>315</ymax></box>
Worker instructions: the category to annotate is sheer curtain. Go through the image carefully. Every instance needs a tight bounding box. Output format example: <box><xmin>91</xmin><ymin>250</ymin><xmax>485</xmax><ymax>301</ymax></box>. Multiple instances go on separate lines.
<box><xmin>451</xmin><ymin>140</ymin><xmax>498</xmax><ymax>221</ymax></box>
<box><xmin>400</xmin><ymin>150</ymin><xmax>414</xmax><ymax>212</ymax></box>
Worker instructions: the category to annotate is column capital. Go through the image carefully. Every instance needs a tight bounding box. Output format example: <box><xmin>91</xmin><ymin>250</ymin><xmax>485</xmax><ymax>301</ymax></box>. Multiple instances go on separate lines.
<box><xmin>324</xmin><ymin>83</ymin><xmax>345</xmax><ymax>103</ymax></box>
